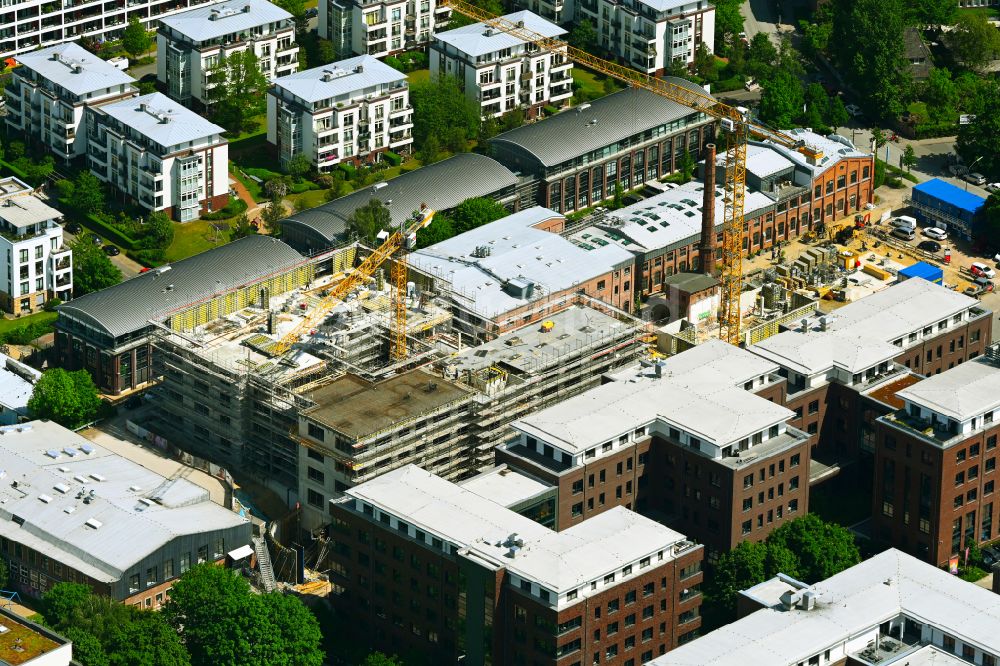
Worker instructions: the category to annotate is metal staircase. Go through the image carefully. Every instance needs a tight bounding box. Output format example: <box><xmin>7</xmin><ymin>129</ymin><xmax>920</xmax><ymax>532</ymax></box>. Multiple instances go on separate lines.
<box><xmin>253</xmin><ymin>536</ymin><xmax>277</xmax><ymax>593</ymax></box>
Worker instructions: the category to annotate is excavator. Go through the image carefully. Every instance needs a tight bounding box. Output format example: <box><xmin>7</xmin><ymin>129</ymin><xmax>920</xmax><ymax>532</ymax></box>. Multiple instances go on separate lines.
<box><xmin>267</xmin><ymin>205</ymin><xmax>435</xmax><ymax>360</ymax></box>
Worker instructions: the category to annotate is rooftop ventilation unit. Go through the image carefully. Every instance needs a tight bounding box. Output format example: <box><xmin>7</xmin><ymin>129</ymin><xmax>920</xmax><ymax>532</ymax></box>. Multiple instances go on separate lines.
<box><xmin>80</xmin><ymin>444</ymin><xmax>94</xmax><ymax>455</ymax></box>
<box><xmin>89</xmin><ymin>473</ymin><xmax>106</xmax><ymax>482</ymax></box>
<box><xmin>85</xmin><ymin>518</ymin><xmax>102</xmax><ymax>529</ymax></box>
<box><xmin>38</xmin><ymin>494</ymin><xmax>52</xmax><ymax>504</ymax></box>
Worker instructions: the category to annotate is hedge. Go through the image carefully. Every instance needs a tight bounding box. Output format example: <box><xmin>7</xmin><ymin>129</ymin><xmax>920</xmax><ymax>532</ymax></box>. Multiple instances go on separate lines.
<box><xmin>339</xmin><ymin>163</ymin><xmax>357</xmax><ymax>178</ymax></box>
<box><xmin>543</xmin><ymin>105</ymin><xmax>559</xmax><ymax>116</ymax></box>
<box><xmin>713</xmin><ymin>76</ymin><xmax>744</xmax><ymax>93</ymax></box>
<box><xmin>289</xmin><ymin>180</ymin><xmax>319</xmax><ymax>194</ymax></box>
<box><xmin>383</xmin><ymin>151</ymin><xmax>402</xmax><ymax>167</ymax></box>
<box><xmin>244</xmin><ymin>166</ymin><xmax>284</xmax><ymax>181</ymax></box>
<box><xmin>83</xmin><ymin>212</ymin><xmax>139</xmax><ymax>249</ymax></box>
<box><xmin>202</xmin><ymin>197</ymin><xmax>248</xmax><ymax>220</ymax></box>
<box><xmin>127</xmin><ymin>248</ymin><xmax>166</xmax><ymax>267</ymax></box>
<box><xmin>913</xmin><ymin>122</ymin><xmax>958</xmax><ymax>140</ymax></box>
<box><xmin>0</xmin><ymin>159</ymin><xmax>30</xmax><ymax>181</ymax></box>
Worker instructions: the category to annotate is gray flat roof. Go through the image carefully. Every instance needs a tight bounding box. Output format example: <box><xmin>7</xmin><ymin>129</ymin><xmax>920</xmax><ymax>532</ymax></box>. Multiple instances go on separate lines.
<box><xmin>346</xmin><ymin>465</ymin><xmax>691</xmax><ymax>594</ymax></box>
<box><xmin>490</xmin><ymin>84</ymin><xmax>712</xmax><ymax>168</ymax></box>
<box><xmin>0</xmin><ymin>420</ymin><xmax>248</xmax><ymax>583</ymax></box>
<box><xmin>272</xmin><ymin>55</ymin><xmax>405</xmax><ymax>103</ymax></box>
<box><xmin>649</xmin><ymin>549</ymin><xmax>1000</xmax><ymax>666</ymax></box>
<box><xmin>0</xmin><ymin>353</ymin><xmax>39</xmax><ymax>414</ymax></box>
<box><xmin>14</xmin><ymin>42</ymin><xmax>136</xmax><ymax>96</ymax></box>
<box><xmin>159</xmin><ymin>0</ymin><xmax>292</xmax><ymax>42</ymax></box>
<box><xmin>409</xmin><ymin>206</ymin><xmax>633</xmax><ymax>319</ymax></box>
<box><xmin>749</xmin><ymin>329</ymin><xmax>901</xmax><ymax>376</ymax></box>
<box><xmin>98</xmin><ymin>92</ymin><xmax>224</xmax><ymax>147</ymax></box>
<box><xmin>434</xmin><ymin>10</ymin><xmax>566</xmax><ymax>58</ymax></box>
<box><xmin>281</xmin><ymin>153</ymin><xmax>518</xmax><ymax>244</ymax></box>
<box><xmin>0</xmin><ymin>191</ymin><xmax>62</xmax><ymax>228</ymax></box>
<box><xmin>57</xmin><ymin>235</ymin><xmax>306</xmax><ymax>339</ymax></box>
<box><xmin>896</xmin><ymin>355</ymin><xmax>1000</xmax><ymax>420</ymax></box>
<box><xmin>458</xmin><ymin>465</ymin><xmax>553</xmax><ymax>508</ymax></box>
<box><xmin>661</xmin><ymin>272</ymin><xmax>719</xmax><ymax>292</ymax></box>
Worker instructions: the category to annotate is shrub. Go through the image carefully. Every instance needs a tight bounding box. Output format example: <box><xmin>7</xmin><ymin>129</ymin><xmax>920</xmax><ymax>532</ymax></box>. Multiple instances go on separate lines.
<box><xmin>0</xmin><ymin>319</ymin><xmax>54</xmax><ymax>345</ymax></box>
<box><xmin>339</xmin><ymin>163</ymin><xmax>357</xmax><ymax>178</ymax></box>
<box><xmin>126</xmin><ymin>248</ymin><xmax>166</xmax><ymax>267</ymax></box>
<box><xmin>289</xmin><ymin>180</ymin><xmax>319</xmax><ymax>194</ymax></box>
<box><xmin>543</xmin><ymin>105</ymin><xmax>559</xmax><ymax>116</ymax></box>
<box><xmin>713</xmin><ymin>75</ymin><xmax>744</xmax><ymax>92</ymax></box>
<box><xmin>84</xmin><ymin>212</ymin><xmax>139</xmax><ymax>249</ymax></box>
<box><xmin>383</xmin><ymin>151</ymin><xmax>402</xmax><ymax>167</ymax></box>
<box><xmin>384</xmin><ymin>56</ymin><xmax>403</xmax><ymax>71</ymax></box>
<box><xmin>202</xmin><ymin>197</ymin><xmax>248</xmax><ymax>220</ymax></box>
<box><xmin>314</xmin><ymin>174</ymin><xmax>335</xmax><ymax>188</ymax></box>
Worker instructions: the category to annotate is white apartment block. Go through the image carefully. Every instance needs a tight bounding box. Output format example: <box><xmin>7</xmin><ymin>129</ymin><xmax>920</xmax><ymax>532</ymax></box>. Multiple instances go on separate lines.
<box><xmin>3</xmin><ymin>42</ymin><xmax>137</xmax><ymax>162</ymax></box>
<box><xmin>0</xmin><ymin>0</ymin><xmax>227</xmax><ymax>61</ymax></box>
<box><xmin>266</xmin><ymin>55</ymin><xmax>413</xmax><ymax>171</ymax></box>
<box><xmin>157</xmin><ymin>0</ymin><xmax>299</xmax><ymax>107</ymax></box>
<box><xmin>430</xmin><ymin>10</ymin><xmax>573</xmax><ymax>119</ymax></box>
<box><xmin>319</xmin><ymin>0</ymin><xmax>451</xmax><ymax>58</ymax></box>
<box><xmin>0</xmin><ymin>177</ymin><xmax>72</xmax><ymax>315</ymax></box>
<box><xmin>87</xmin><ymin>92</ymin><xmax>229</xmax><ymax>221</ymax></box>
<box><xmin>516</xmin><ymin>0</ymin><xmax>714</xmax><ymax>73</ymax></box>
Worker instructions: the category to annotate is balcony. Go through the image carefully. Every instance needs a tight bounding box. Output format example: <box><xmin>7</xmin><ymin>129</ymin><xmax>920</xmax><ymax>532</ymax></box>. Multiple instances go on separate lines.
<box><xmin>55</xmin><ymin>274</ymin><xmax>72</xmax><ymax>288</ymax></box>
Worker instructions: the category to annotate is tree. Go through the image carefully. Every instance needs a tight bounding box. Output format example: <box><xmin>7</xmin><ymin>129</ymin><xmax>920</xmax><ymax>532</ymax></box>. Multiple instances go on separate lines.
<box><xmin>362</xmin><ymin>654</ymin><xmax>404</xmax><ymax>666</ymax></box>
<box><xmin>121</xmin><ymin>16</ymin><xmax>151</xmax><ymax>59</ymax></box>
<box><xmin>143</xmin><ymin>211</ymin><xmax>174</xmax><ymax>249</ymax></box>
<box><xmin>261</xmin><ymin>199</ymin><xmax>287</xmax><ymax>236</ymax></box>
<box><xmin>28</xmin><ymin>368</ymin><xmax>101</xmax><ymax>428</ymax></box>
<box><xmin>104</xmin><ymin>612</ymin><xmax>190</xmax><ymax>666</ymax></box>
<box><xmin>449</xmin><ymin>197</ymin><xmax>508</xmax><ymax>235</ymax></box>
<box><xmin>410</xmin><ymin>78</ymin><xmax>479</xmax><ymax>153</ymax></box>
<box><xmin>957</xmin><ymin>83</ymin><xmax>1000</xmax><ymax>176</ymax></box>
<box><xmin>612</xmin><ymin>181</ymin><xmax>624</xmax><ymax>209</ymax></box>
<box><xmin>902</xmin><ymin>145</ymin><xmax>917</xmax><ymax>172</ymax></box>
<box><xmin>41</xmin><ymin>583</ymin><xmax>93</xmax><ymax>629</ymax></box>
<box><xmin>63</xmin><ymin>627</ymin><xmax>110</xmax><ymax>666</ymax></box>
<box><xmin>767</xmin><ymin>514</ymin><xmax>860</xmax><ymax>582</ymax></box>
<box><xmin>759</xmin><ymin>68</ymin><xmax>804</xmax><ymax>128</ymax></box>
<box><xmin>831</xmin><ymin>0</ymin><xmax>909</xmax><ymax>120</ymax></box>
<box><xmin>285</xmin><ymin>152</ymin><xmax>312</xmax><ymax>179</ymax></box>
<box><xmin>825</xmin><ymin>96</ymin><xmax>850</xmax><ymax>130</ymax></box>
<box><xmin>747</xmin><ymin>33</ymin><xmax>778</xmax><ymax>81</ymax></box>
<box><xmin>677</xmin><ymin>151</ymin><xmax>695</xmax><ymax>184</ymax></box>
<box><xmin>418</xmin><ymin>134</ymin><xmax>443</xmax><ymax>165</ymax></box>
<box><xmin>907</xmin><ymin>0</ymin><xmax>956</xmax><ymax>26</ymax></box>
<box><xmin>712</xmin><ymin>0</ymin><xmax>745</xmax><ymax>49</ymax></box>
<box><xmin>921</xmin><ymin>68</ymin><xmax>958</xmax><ymax>122</ymax></box>
<box><xmin>710</xmin><ymin>541</ymin><xmax>768</xmax><ymax>610</ymax></box>
<box><xmin>347</xmin><ymin>199</ymin><xmax>391</xmax><ymax>245</ymax></box>
<box><xmin>975</xmin><ymin>192</ymin><xmax>1000</xmax><ymax>247</ymax></box>
<box><xmin>949</xmin><ymin>13</ymin><xmax>1000</xmax><ymax>71</ymax></box>
<box><xmin>230</xmin><ymin>213</ymin><xmax>256</xmax><ymax>241</ymax></box>
<box><xmin>500</xmin><ymin>107</ymin><xmax>526</xmax><ymax>132</ymax></box>
<box><xmin>568</xmin><ymin>19</ymin><xmax>597</xmax><ymax>53</ymax></box>
<box><xmin>693</xmin><ymin>42</ymin><xmax>717</xmax><ymax>82</ymax></box>
<box><xmin>205</xmin><ymin>50</ymin><xmax>269</xmax><ymax>133</ymax></box>
<box><xmin>69</xmin><ymin>171</ymin><xmax>106</xmax><ymax>214</ymax></box>
<box><xmin>871</xmin><ymin>127</ymin><xmax>888</xmax><ymax>151</ymax></box>
<box><xmin>71</xmin><ymin>235</ymin><xmax>122</xmax><ymax>296</ymax></box>
<box><xmin>802</xmin><ymin>83</ymin><xmax>830</xmax><ymax>130</ymax></box>
<box><xmin>415</xmin><ymin>212</ymin><xmax>455</xmax><ymax>248</ymax></box>
<box><xmin>798</xmin><ymin>3</ymin><xmax>833</xmax><ymax>57</ymax></box>
<box><xmin>0</xmin><ymin>558</ymin><xmax>6</xmax><ymax>590</ymax></box>
<box><xmin>259</xmin><ymin>593</ymin><xmax>325</xmax><ymax>666</ymax></box>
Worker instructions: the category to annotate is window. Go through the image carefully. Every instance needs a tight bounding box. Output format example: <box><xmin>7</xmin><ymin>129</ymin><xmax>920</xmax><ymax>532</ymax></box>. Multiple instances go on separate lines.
<box><xmin>129</xmin><ymin>574</ymin><xmax>140</xmax><ymax>594</ymax></box>
<box><xmin>197</xmin><ymin>545</ymin><xmax>208</xmax><ymax>564</ymax></box>
<box><xmin>146</xmin><ymin>566</ymin><xmax>157</xmax><ymax>587</ymax></box>
<box><xmin>572</xmin><ymin>502</ymin><xmax>583</xmax><ymax>517</ymax></box>
<box><xmin>307</xmin><ymin>488</ymin><xmax>325</xmax><ymax>508</ymax></box>
<box><xmin>307</xmin><ymin>423</ymin><xmax>325</xmax><ymax>441</ymax></box>
<box><xmin>808</xmin><ymin>400</ymin><xmax>819</xmax><ymax>415</ymax></box>
<box><xmin>180</xmin><ymin>552</ymin><xmax>190</xmax><ymax>574</ymax></box>
<box><xmin>790</xmin><ymin>454</ymin><xmax>800</xmax><ymax>467</ymax></box>
<box><xmin>572</xmin><ymin>480</ymin><xmax>584</xmax><ymax>494</ymax></box>
<box><xmin>308</xmin><ymin>467</ymin><xmax>325</xmax><ymax>484</ymax></box>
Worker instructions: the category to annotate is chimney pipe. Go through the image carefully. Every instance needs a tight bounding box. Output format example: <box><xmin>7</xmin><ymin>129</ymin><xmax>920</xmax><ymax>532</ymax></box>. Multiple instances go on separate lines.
<box><xmin>699</xmin><ymin>143</ymin><xmax>716</xmax><ymax>276</ymax></box>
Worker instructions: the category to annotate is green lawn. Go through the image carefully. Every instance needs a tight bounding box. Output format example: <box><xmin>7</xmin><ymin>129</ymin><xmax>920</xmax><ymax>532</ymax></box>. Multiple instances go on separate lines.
<box><xmin>289</xmin><ymin>188</ymin><xmax>330</xmax><ymax>211</ymax></box>
<box><xmin>163</xmin><ymin>220</ymin><xmax>230</xmax><ymax>263</ymax></box>
<box><xmin>571</xmin><ymin>67</ymin><xmax>623</xmax><ymax>103</ymax></box>
<box><xmin>957</xmin><ymin>6</ymin><xmax>1000</xmax><ymax>18</ymax></box>
<box><xmin>407</xmin><ymin>68</ymin><xmax>430</xmax><ymax>85</ymax></box>
<box><xmin>0</xmin><ymin>310</ymin><xmax>57</xmax><ymax>336</ymax></box>
<box><xmin>231</xmin><ymin>163</ymin><xmax>265</xmax><ymax>202</ymax></box>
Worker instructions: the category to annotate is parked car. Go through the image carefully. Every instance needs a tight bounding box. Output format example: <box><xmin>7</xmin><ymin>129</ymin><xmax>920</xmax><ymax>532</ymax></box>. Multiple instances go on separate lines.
<box><xmin>91</xmin><ymin>235</ymin><xmax>102</xmax><ymax>245</ymax></box>
<box><xmin>964</xmin><ymin>285</ymin><xmax>984</xmax><ymax>298</ymax></box>
<box><xmin>917</xmin><ymin>240</ymin><xmax>941</xmax><ymax>253</ymax></box>
<box><xmin>949</xmin><ymin>164</ymin><xmax>969</xmax><ymax>177</ymax></box>
<box><xmin>65</xmin><ymin>221</ymin><xmax>81</xmax><ymax>234</ymax></box>
<box><xmin>891</xmin><ymin>215</ymin><xmax>917</xmax><ymax>232</ymax></box>
<box><xmin>845</xmin><ymin>104</ymin><xmax>862</xmax><ymax>117</ymax></box>
<box><xmin>103</xmin><ymin>244</ymin><xmax>120</xmax><ymax>256</ymax></box>
<box><xmin>973</xmin><ymin>276</ymin><xmax>995</xmax><ymax>292</ymax></box>
<box><xmin>986</xmin><ymin>183</ymin><xmax>1000</xmax><ymax>193</ymax></box>
<box><xmin>923</xmin><ymin>227</ymin><xmax>948</xmax><ymax>240</ymax></box>
<box><xmin>971</xmin><ymin>262</ymin><xmax>996</xmax><ymax>279</ymax></box>
<box><xmin>964</xmin><ymin>172</ymin><xmax>987</xmax><ymax>186</ymax></box>
<box><xmin>891</xmin><ymin>227</ymin><xmax>915</xmax><ymax>241</ymax></box>
<box><xmin>744</xmin><ymin>78</ymin><xmax>760</xmax><ymax>92</ymax></box>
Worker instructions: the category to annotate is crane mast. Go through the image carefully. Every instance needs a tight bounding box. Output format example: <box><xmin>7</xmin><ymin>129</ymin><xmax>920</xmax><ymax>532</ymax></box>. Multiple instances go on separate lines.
<box><xmin>442</xmin><ymin>0</ymin><xmax>812</xmax><ymax>344</ymax></box>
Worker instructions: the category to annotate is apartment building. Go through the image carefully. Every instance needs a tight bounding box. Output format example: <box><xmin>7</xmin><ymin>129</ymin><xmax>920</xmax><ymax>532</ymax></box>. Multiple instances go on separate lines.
<box><xmin>873</xmin><ymin>347</ymin><xmax>1000</xmax><ymax>567</ymax></box>
<box><xmin>0</xmin><ymin>0</ymin><xmax>223</xmax><ymax>61</ymax></box>
<box><xmin>497</xmin><ymin>340</ymin><xmax>812</xmax><ymax>561</ymax></box>
<box><xmin>87</xmin><ymin>92</ymin><xmax>229</xmax><ymax>221</ymax></box>
<box><xmin>430</xmin><ymin>11</ymin><xmax>573</xmax><ymax>119</ymax></box>
<box><xmin>266</xmin><ymin>55</ymin><xmax>413</xmax><ymax>172</ymax></box>
<box><xmin>3</xmin><ymin>42</ymin><xmax>137</xmax><ymax>162</ymax></box>
<box><xmin>157</xmin><ymin>0</ymin><xmax>298</xmax><ymax>108</ymax></box>
<box><xmin>490</xmin><ymin>86</ymin><xmax>716</xmax><ymax>214</ymax></box>
<box><xmin>650</xmin><ymin>548</ymin><xmax>1000</xmax><ymax>666</ymax></box>
<box><xmin>319</xmin><ymin>0</ymin><xmax>451</xmax><ymax>59</ymax></box>
<box><xmin>749</xmin><ymin>278</ymin><xmax>993</xmax><ymax>464</ymax></box>
<box><xmin>0</xmin><ymin>177</ymin><xmax>72</xmax><ymax>315</ymax></box>
<box><xmin>327</xmin><ymin>464</ymin><xmax>704</xmax><ymax>665</ymax></box>
<box><xmin>0</xmin><ymin>420</ymin><xmax>250</xmax><ymax>606</ymax></box>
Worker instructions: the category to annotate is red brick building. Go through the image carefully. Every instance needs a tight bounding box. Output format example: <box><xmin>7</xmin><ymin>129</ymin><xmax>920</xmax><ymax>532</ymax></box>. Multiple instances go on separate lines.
<box><xmin>327</xmin><ymin>465</ymin><xmax>704</xmax><ymax>666</ymax></box>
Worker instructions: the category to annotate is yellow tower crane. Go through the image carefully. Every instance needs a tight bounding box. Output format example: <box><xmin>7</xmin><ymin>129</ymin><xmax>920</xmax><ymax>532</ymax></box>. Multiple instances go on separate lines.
<box><xmin>270</xmin><ymin>205</ymin><xmax>435</xmax><ymax>358</ymax></box>
<box><xmin>442</xmin><ymin>0</ymin><xmax>820</xmax><ymax>344</ymax></box>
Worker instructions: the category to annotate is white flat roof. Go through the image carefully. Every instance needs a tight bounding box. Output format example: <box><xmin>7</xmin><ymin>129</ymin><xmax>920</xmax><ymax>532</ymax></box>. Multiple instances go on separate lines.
<box><xmin>458</xmin><ymin>465</ymin><xmax>552</xmax><ymax>508</ymax></box>
<box><xmin>649</xmin><ymin>549</ymin><xmax>1000</xmax><ymax>666</ymax></box>
<box><xmin>272</xmin><ymin>55</ymin><xmax>405</xmax><ymax>104</ymax></box>
<box><xmin>0</xmin><ymin>421</ymin><xmax>248</xmax><ymax>583</ymax></box>
<box><xmin>515</xmin><ymin>340</ymin><xmax>792</xmax><ymax>452</ymax></box>
<box><xmin>159</xmin><ymin>0</ymin><xmax>292</xmax><ymax>42</ymax></box>
<box><xmin>763</xmin><ymin>129</ymin><xmax>871</xmax><ymax>176</ymax></box>
<box><xmin>433</xmin><ymin>10</ymin><xmax>566</xmax><ymax>58</ymax></box>
<box><xmin>0</xmin><ymin>193</ymin><xmax>63</xmax><ymax>229</ymax></box>
<box><xmin>896</xmin><ymin>355</ymin><xmax>1000</xmax><ymax>420</ymax></box>
<box><xmin>99</xmin><ymin>92</ymin><xmax>225</xmax><ymax>148</ymax></box>
<box><xmin>346</xmin><ymin>465</ymin><xmax>690</xmax><ymax>593</ymax></box>
<box><xmin>749</xmin><ymin>329</ymin><xmax>901</xmax><ymax>376</ymax></box>
<box><xmin>722</xmin><ymin>143</ymin><xmax>796</xmax><ymax>179</ymax></box>
<box><xmin>14</xmin><ymin>43</ymin><xmax>135</xmax><ymax>97</ymax></box>
<box><xmin>0</xmin><ymin>354</ymin><xmax>39</xmax><ymax>414</ymax></box>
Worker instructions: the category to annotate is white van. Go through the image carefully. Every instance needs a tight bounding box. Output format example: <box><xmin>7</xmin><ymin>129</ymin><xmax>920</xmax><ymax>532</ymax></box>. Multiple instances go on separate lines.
<box><xmin>891</xmin><ymin>227</ymin><xmax>915</xmax><ymax>241</ymax></box>
<box><xmin>107</xmin><ymin>56</ymin><xmax>129</xmax><ymax>71</ymax></box>
<box><xmin>891</xmin><ymin>215</ymin><xmax>917</xmax><ymax>232</ymax></box>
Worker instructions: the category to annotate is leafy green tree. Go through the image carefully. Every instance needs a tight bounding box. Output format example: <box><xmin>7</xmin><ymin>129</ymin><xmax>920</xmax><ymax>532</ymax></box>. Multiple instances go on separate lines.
<box><xmin>710</xmin><ymin>541</ymin><xmax>768</xmax><ymax>610</ymax></box>
<box><xmin>262</xmin><ymin>199</ymin><xmax>287</xmax><ymax>236</ymax></box>
<box><xmin>500</xmin><ymin>108</ymin><xmax>526</xmax><ymax>132</ymax></box>
<box><xmin>143</xmin><ymin>211</ymin><xmax>174</xmax><ymax>249</ymax></box>
<box><xmin>70</xmin><ymin>171</ymin><xmax>106</xmax><ymax>214</ymax></box>
<box><xmin>347</xmin><ymin>199</ymin><xmax>391</xmax><ymax>245</ymax></box>
<box><xmin>759</xmin><ymin>68</ymin><xmax>804</xmax><ymax>128</ymax></box>
<box><xmin>415</xmin><ymin>212</ymin><xmax>455</xmax><ymax>248</ymax></box>
<box><xmin>677</xmin><ymin>151</ymin><xmax>695</xmax><ymax>184</ymax></box>
<box><xmin>949</xmin><ymin>13</ymin><xmax>1000</xmax><ymax>71</ymax></box>
<box><xmin>767</xmin><ymin>514</ymin><xmax>860</xmax><ymax>583</ymax></box>
<box><xmin>826</xmin><ymin>96</ymin><xmax>850</xmax><ymax>129</ymax></box>
<box><xmin>871</xmin><ymin>127</ymin><xmax>888</xmax><ymax>150</ymax></box>
<box><xmin>121</xmin><ymin>16</ymin><xmax>152</xmax><ymax>59</ymax></box>
<box><xmin>285</xmin><ymin>152</ymin><xmax>313</xmax><ymax>179</ymax></box>
<box><xmin>747</xmin><ymin>33</ymin><xmax>778</xmax><ymax>81</ymax></box>
<box><xmin>417</xmin><ymin>134</ymin><xmax>443</xmax><ymax>165</ymax></box>
<box><xmin>105</xmin><ymin>612</ymin><xmax>190</xmax><ymax>666</ymax></box>
<box><xmin>612</xmin><ymin>181</ymin><xmax>624</xmax><ymax>209</ymax></box>
<box><xmin>230</xmin><ymin>213</ymin><xmax>257</xmax><ymax>241</ymax></box>
<box><xmin>907</xmin><ymin>0</ymin><xmax>955</xmax><ymax>26</ymax></box>
<box><xmin>798</xmin><ymin>3</ymin><xmax>833</xmax><ymax>57</ymax></box>
<box><xmin>975</xmin><ymin>192</ymin><xmax>1000</xmax><ymax>247</ymax></box>
<box><xmin>71</xmin><ymin>235</ymin><xmax>123</xmax><ymax>296</ymax></box>
<box><xmin>693</xmin><ymin>42</ymin><xmax>718</xmax><ymax>82</ymax></box>
<box><xmin>902</xmin><ymin>145</ymin><xmax>917</xmax><ymax>172</ymax></box>
<box><xmin>61</xmin><ymin>628</ymin><xmax>110</xmax><ymax>666</ymax></box>
<box><xmin>41</xmin><ymin>583</ymin><xmax>93</xmax><ymax>629</ymax></box>
<box><xmin>361</xmin><ymin>654</ymin><xmax>404</xmax><ymax>666</ymax></box>
<box><xmin>712</xmin><ymin>0</ymin><xmax>745</xmax><ymax>48</ymax></box>
<box><xmin>802</xmin><ymin>83</ymin><xmax>830</xmax><ymax>130</ymax></box>
<box><xmin>921</xmin><ymin>68</ymin><xmax>958</xmax><ymax>122</ymax></box>
<box><xmin>28</xmin><ymin>368</ymin><xmax>101</xmax><ymax>427</ymax></box>
<box><xmin>260</xmin><ymin>593</ymin><xmax>325</xmax><ymax>666</ymax></box>
<box><xmin>274</xmin><ymin>0</ymin><xmax>305</xmax><ymax>18</ymax></box>
<box><xmin>478</xmin><ymin>115</ymin><xmax>501</xmax><ymax>144</ymax></box>
<box><xmin>410</xmin><ymin>77</ymin><xmax>479</xmax><ymax>153</ymax></box>
<box><xmin>958</xmin><ymin>83</ymin><xmax>1000</xmax><ymax>176</ymax></box>
<box><xmin>449</xmin><ymin>197</ymin><xmax>507</xmax><ymax>235</ymax></box>
<box><xmin>206</xmin><ymin>50</ymin><xmax>269</xmax><ymax>133</ymax></box>
<box><xmin>831</xmin><ymin>0</ymin><xmax>909</xmax><ymax>120</ymax></box>
<box><xmin>568</xmin><ymin>18</ymin><xmax>597</xmax><ymax>53</ymax></box>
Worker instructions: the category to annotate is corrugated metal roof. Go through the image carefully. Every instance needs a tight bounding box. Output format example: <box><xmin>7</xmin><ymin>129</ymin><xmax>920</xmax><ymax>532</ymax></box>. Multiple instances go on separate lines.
<box><xmin>272</xmin><ymin>55</ymin><xmax>405</xmax><ymax>103</ymax></box>
<box><xmin>14</xmin><ymin>43</ymin><xmax>136</xmax><ymax>97</ymax></box>
<box><xmin>57</xmin><ymin>235</ymin><xmax>305</xmax><ymax>338</ymax></box>
<box><xmin>434</xmin><ymin>10</ymin><xmax>566</xmax><ymax>58</ymax></box>
<box><xmin>913</xmin><ymin>178</ymin><xmax>985</xmax><ymax>215</ymax></box>
<box><xmin>490</xmin><ymin>84</ymin><xmax>711</xmax><ymax>168</ymax></box>
<box><xmin>281</xmin><ymin>153</ymin><xmax>518</xmax><ymax>244</ymax></box>
<box><xmin>98</xmin><ymin>92</ymin><xmax>225</xmax><ymax>148</ymax></box>
<box><xmin>158</xmin><ymin>0</ymin><xmax>292</xmax><ymax>43</ymax></box>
